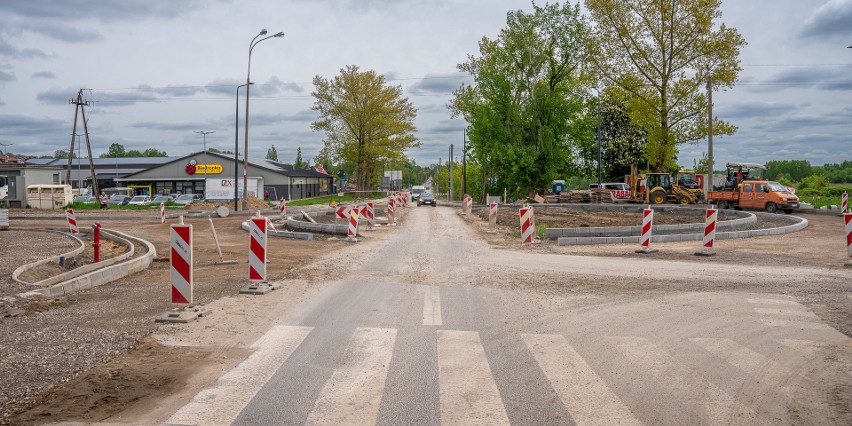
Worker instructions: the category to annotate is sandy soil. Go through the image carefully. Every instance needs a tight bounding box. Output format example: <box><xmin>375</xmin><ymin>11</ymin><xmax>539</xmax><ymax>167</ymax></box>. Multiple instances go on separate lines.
<box><xmin>2</xmin><ymin>204</ymin><xmax>850</xmax><ymax>424</ymax></box>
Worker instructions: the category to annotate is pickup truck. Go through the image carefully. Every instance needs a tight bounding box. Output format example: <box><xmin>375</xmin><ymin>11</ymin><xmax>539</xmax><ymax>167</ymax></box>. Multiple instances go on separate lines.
<box><xmin>707</xmin><ymin>180</ymin><xmax>799</xmax><ymax>214</ymax></box>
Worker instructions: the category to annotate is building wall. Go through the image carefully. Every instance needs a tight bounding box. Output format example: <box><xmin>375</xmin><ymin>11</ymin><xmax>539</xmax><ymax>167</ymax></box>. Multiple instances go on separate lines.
<box><xmin>0</xmin><ymin>167</ymin><xmax>63</xmax><ymax>208</ymax></box>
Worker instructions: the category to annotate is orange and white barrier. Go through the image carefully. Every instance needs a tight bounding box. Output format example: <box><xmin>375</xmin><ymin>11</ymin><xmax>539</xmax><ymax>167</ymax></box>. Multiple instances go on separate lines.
<box><xmin>636</xmin><ymin>207</ymin><xmax>657</xmax><ymax>253</ymax></box>
<box><xmin>489</xmin><ymin>203</ymin><xmax>497</xmax><ymax>229</ymax></box>
<box><xmin>278</xmin><ymin>198</ymin><xmax>287</xmax><ymax>218</ymax></box>
<box><xmin>160</xmin><ymin>202</ymin><xmax>166</xmax><ymax>224</ymax></box>
<box><xmin>519</xmin><ymin>206</ymin><xmax>534</xmax><ymax>244</ymax></box>
<box><xmin>696</xmin><ymin>208</ymin><xmax>718</xmax><ymax>256</ymax></box>
<box><xmin>65</xmin><ymin>208</ymin><xmax>79</xmax><ymax>234</ymax></box>
<box><xmin>366</xmin><ymin>201</ymin><xmax>375</xmax><ymax>230</ymax></box>
<box><xmin>170</xmin><ymin>224</ymin><xmax>193</xmax><ymax>304</ymax></box>
<box><xmin>248</xmin><ymin>217</ymin><xmax>268</xmax><ymax>282</ymax></box>
<box><xmin>346</xmin><ymin>206</ymin><xmax>360</xmax><ymax>241</ymax></box>
<box><xmin>843</xmin><ymin>192</ymin><xmax>848</xmax><ymax>213</ymax></box>
<box><xmin>387</xmin><ymin>196</ymin><xmax>396</xmax><ymax>225</ymax></box>
<box><xmin>845</xmin><ymin>213</ymin><xmax>852</xmax><ymax>263</ymax></box>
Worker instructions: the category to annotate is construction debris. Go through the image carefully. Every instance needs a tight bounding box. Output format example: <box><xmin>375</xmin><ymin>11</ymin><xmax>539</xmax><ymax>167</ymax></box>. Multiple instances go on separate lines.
<box><xmin>542</xmin><ymin>189</ymin><xmax>615</xmax><ymax>204</ymax></box>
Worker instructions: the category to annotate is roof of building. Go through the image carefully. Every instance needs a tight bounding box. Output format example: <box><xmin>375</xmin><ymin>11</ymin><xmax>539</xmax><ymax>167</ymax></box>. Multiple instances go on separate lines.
<box><xmin>29</xmin><ymin>157</ymin><xmax>177</xmax><ymax>167</ymax></box>
<box><xmin>119</xmin><ymin>151</ymin><xmax>331</xmax><ymax>179</ymax></box>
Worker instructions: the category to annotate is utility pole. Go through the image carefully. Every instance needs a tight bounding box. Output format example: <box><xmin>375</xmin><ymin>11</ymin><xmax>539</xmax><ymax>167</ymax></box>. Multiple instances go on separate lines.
<box><xmin>68</xmin><ymin>90</ymin><xmax>99</xmax><ymax>198</ymax></box>
<box><xmin>0</xmin><ymin>142</ymin><xmax>12</xmax><ymax>162</ymax></box>
<box><xmin>707</xmin><ymin>75</ymin><xmax>714</xmax><ymax>195</ymax></box>
<box><xmin>462</xmin><ymin>129</ymin><xmax>467</xmax><ymax>198</ymax></box>
<box><xmin>449</xmin><ymin>144</ymin><xmax>454</xmax><ymax>202</ymax></box>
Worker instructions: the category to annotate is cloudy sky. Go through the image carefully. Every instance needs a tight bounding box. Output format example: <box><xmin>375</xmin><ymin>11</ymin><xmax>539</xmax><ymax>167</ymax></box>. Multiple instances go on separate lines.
<box><xmin>0</xmin><ymin>0</ymin><xmax>850</xmax><ymax>171</ymax></box>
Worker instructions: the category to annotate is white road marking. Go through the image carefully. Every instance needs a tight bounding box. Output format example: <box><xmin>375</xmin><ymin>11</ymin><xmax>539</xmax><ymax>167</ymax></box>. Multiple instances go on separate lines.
<box><xmin>422</xmin><ymin>285</ymin><xmax>442</xmax><ymax>326</ymax></box>
<box><xmin>438</xmin><ymin>330</ymin><xmax>510</xmax><ymax>426</ymax></box>
<box><xmin>608</xmin><ymin>336</ymin><xmax>732</xmax><ymax>424</ymax></box>
<box><xmin>167</xmin><ymin>325</ymin><xmax>313</xmax><ymax>426</ymax></box>
<box><xmin>777</xmin><ymin>339</ymin><xmax>822</xmax><ymax>357</ymax></box>
<box><xmin>759</xmin><ymin>318</ymin><xmax>834</xmax><ymax>330</ymax></box>
<box><xmin>306</xmin><ymin>327</ymin><xmax>397</xmax><ymax>425</ymax></box>
<box><xmin>754</xmin><ymin>307</ymin><xmax>819</xmax><ymax>319</ymax></box>
<box><xmin>689</xmin><ymin>338</ymin><xmax>778</xmax><ymax>374</ymax></box>
<box><xmin>747</xmin><ymin>297</ymin><xmax>798</xmax><ymax>305</ymax></box>
<box><xmin>523</xmin><ymin>334</ymin><xmax>641</xmax><ymax>426</ymax></box>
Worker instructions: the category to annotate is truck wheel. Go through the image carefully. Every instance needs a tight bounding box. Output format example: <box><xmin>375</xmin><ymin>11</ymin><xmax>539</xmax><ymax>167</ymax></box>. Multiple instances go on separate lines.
<box><xmin>651</xmin><ymin>191</ymin><xmax>667</xmax><ymax>204</ymax></box>
<box><xmin>765</xmin><ymin>202</ymin><xmax>778</xmax><ymax>213</ymax></box>
<box><xmin>717</xmin><ymin>200</ymin><xmax>729</xmax><ymax>209</ymax></box>
<box><xmin>678</xmin><ymin>195</ymin><xmax>690</xmax><ymax>204</ymax></box>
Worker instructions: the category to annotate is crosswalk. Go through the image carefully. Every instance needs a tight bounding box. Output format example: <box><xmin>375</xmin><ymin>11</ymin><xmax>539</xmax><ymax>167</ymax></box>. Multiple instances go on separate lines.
<box><xmin>164</xmin><ymin>292</ymin><xmax>848</xmax><ymax>425</ymax></box>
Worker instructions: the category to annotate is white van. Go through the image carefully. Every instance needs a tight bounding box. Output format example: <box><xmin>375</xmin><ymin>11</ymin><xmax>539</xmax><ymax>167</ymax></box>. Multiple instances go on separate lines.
<box><xmin>411</xmin><ymin>185</ymin><xmax>426</xmax><ymax>200</ymax></box>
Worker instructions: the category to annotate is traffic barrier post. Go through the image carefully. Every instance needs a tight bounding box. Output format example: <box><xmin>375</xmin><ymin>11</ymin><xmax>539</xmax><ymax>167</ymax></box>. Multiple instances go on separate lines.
<box><xmin>160</xmin><ymin>202</ymin><xmax>166</xmax><ymax>224</ymax></box>
<box><xmin>844</xmin><ymin>213</ymin><xmax>852</xmax><ymax>266</ymax></box>
<box><xmin>65</xmin><ymin>208</ymin><xmax>79</xmax><ymax>235</ymax></box>
<box><xmin>346</xmin><ymin>206</ymin><xmax>360</xmax><ymax>242</ymax></box>
<box><xmin>248</xmin><ymin>217</ymin><xmax>268</xmax><ymax>281</ymax></box>
<box><xmin>695</xmin><ymin>208</ymin><xmax>717</xmax><ymax>257</ymax></box>
<box><xmin>843</xmin><ymin>192</ymin><xmax>848</xmax><ymax>214</ymax></box>
<box><xmin>519</xmin><ymin>206</ymin><xmax>534</xmax><ymax>244</ymax></box>
<box><xmin>366</xmin><ymin>201</ymin><xmax>375</xmax><ymax>230</ymax></box>
<box><xmin>636</xmin><ymin>207</ymin><xmax>658</xmax><ymax>254</ymax></box>
<box><xmin>92</xmin><ymin>223</ymin><xmax>101</xmax><ymax>263</ymax></box>
<box><xmin>170</xmin><ymin>223</ymin><xmax>193</xmax><ymax>304</ymax></box>
<box><xmin>489</xmin><ymin>203</ymin><xmax>498</xmax><ymax>230</ymax></box>
<box><xmin>278</xmin><ymin>198</ymin><xmax>287</xmax><ymax>219</ymax></box>
<box><xmin>388</xmin><ymin>196</ymin><xmax>396</xmax><ymax>226</ymax></box>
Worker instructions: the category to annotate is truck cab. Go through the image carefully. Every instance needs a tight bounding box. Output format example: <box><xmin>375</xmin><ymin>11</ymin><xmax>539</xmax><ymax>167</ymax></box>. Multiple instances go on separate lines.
<box><xmin>738</xmin><ymin>181</ymin><xmax>800</xmax><ymax>213</ymax></box>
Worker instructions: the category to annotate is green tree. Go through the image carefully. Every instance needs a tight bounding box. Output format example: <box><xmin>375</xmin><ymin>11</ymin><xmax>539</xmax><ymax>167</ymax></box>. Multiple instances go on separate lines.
<box><xmin>142</xmin><ymin>148</ymin><xmax>168</xmax><ymax>157</ymax></box>
<box><xmin>294</xmin><ymin>147</ymin><xmax>308</xmax><ymax>169</ymax></box>
<box><xmin>100</xmin><ymin>143</ymin><xmax>127</xmax><ymax>158</ymax></box>
<box><xmin>312</xmin><ymin>65</ymin><xmax>419</xmax><ymax>191</ymax></box>
<box><xmin>208</xmin><ymin>148</ymin><xmax>233</xmax><ymax>155</ymax></box>
<box><xmin>577</xmin><ymin>89</ymin><xmax>647</xmax><ymax>179</ymax></box>
<box><xmin>266</xmin><ymin>145</ymin><xmax>279</xmax><ymax>162</ymax></box>
<box><xmin>586</xmin><ymin>0</ymin><xmax>746</xmax><ymax>170</ymax></box>
<box><xmin>765</xmin><ymin>160</ymin><xmax>811</xmax><ymax>182</ymax></box>
<box><xmin>452</xmin><ymin>2</ymin><xmax>589</xmax><ymax>198</ymax></box>
<box><xmin>53</xmin><ymin>149</ymin><xmax>75</xmax><ymax>159</ymax></box>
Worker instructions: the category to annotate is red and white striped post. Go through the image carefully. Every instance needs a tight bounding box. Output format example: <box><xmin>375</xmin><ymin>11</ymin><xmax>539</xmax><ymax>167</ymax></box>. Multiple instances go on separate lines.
<box><xmin>366</xmin><ymin>201</ymin><xmax>375</xmax><ymax>231</ymax></box>
<box><xmin>248</xmin><ymin>217</ymin><xmax>268</xmax><ymax>282</ymax></box>
<box><xmin>465</xmin><ymin>195</ymin><xmax>473</xmax><ymax>215</ymax></box>
<box><xmin>278</xmin><ymin>198</ymin><xmax>287</xmax><ymax>218</ymax></box>
<box><xmin>65</xmin><ymin>208</ymin><xmax>79</xmax><ymax>234</ymax></box>
<box><xmin>489</xmin><ymin>203</ymin><xmax>498</xmax><ymax>230</ymax></box>
<box><xmin>160</xmin><ymin>202</ymin><xmax>166</xmax><ymax>224</ymax></box>
<box><xmin>844</xmin><ymin>213</ymin><xmax>852</xmax><ymax>267</ymax></box>
<box><xmin>636</xmin><ymin>207</ymin><xmax>658</xmax><ymax>254</ymax></box>
<box><xmin>346</xmin><ymin>206</ymin><xmax>360</xmax><ymax>242</ymax></box>
<box><xmin>170</xmin><ymin>223</ymin><xmax>193</xmax><ymax>304</ymax></box>
<box><xmin>387</xmin><ymin>196</ymin><xmax>396</xmax><ymax>226</ymax></box>
<box><xmin>519</xmin><ymin>206</ymin><xmax>534</xmax><ymax>244</ymax></box>
<box><xmin>695</xmin><ymin>208</ymin><xmax>718</xmax><ymax>257</ymax></box>
<box><xmin>842</xmin><ymin>191</ymin><xmax>848</xmax><ymax>213</ymax></box>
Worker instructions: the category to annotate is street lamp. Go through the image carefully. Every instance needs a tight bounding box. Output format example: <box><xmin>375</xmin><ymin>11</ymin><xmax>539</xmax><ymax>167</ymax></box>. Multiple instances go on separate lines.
<box><xmin>195</xmin><ymin>130</ymin><xmax>214</xmax><ymax>174</ymax></box>
<box><xmin>235</xmin><ymin>83</ymin><xmax>253</xmax><ymax>210</ymax></box>
<box><xmin>462</xmin><ymin>127</ymin><xmax>468</xmax><ymax>198</ymax></box>
<box><xmin>243</xmin><ymin>29</ymin><xmax>285</xmax><ymax>210</ymax></box>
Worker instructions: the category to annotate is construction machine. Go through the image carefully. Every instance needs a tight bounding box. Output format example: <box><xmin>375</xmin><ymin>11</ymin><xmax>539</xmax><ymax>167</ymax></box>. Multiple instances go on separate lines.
<box><xmin>628</xmin><ymin>166</ymin><xmax>704</xmax><ymax>204</ymax></box>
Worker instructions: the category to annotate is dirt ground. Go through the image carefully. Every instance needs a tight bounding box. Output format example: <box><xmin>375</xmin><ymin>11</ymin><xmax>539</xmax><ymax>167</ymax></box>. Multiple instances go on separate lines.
<box><xmin>1</xmin><ymin>204</ymin><xmax>850</xmax><ymax>424</ymax></box>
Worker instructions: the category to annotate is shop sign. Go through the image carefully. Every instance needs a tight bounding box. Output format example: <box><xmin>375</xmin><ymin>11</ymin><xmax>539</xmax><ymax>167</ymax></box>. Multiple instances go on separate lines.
<box><xmin>185</xmin><ymin>159</ymin><xmax>223</xmax><ymax>175</ymax></box>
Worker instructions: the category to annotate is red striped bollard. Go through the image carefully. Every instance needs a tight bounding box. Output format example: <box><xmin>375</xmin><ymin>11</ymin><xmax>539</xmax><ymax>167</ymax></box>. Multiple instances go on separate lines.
<box><xmin>465</xmin><ymin>195</ymin><xmax>473</xmax><ymax>215</ymax></box>
<box><xmin>278</xmin><ymin>198</ymin><xmax>287</xmax><ymax>218</ymax></box>
<box><xmin>636</xmin><ymin>207</ymin><xmax>658</xmax><ymax>254</ymax></box>
<box><xmin>489</xmin><ymin>203</ymin><xmax>498</xmax><ymax>230</ymax></box>
<box><xmin>249</xmin><ymin>217</ymin><xmax>268</xmax><ymax>281</ymax></box>
<box><xmin>160</xmin><ymin>202</ymin><xmax>166</xmax><ymax>224</ymax></box>
<box><xmin>346</xmin><ymin>206</ymin><xmax>360</xmax><ymax>242</ymax></box>
<box><xmin>366</xmin><ymin>201</ymin><xmax>375</xmax><ymax>231</ymax></box>
<box><xmin>388</xmin><ymin>196</ymin><xmax>396</xmax><ymax>226</ymax></box>
<box><xmin>65</xmin><ymin>208</ymin><xmax>79</xmax><ymax>234</ymax></box>
<box><xmin>843</xmin><ymin>192</ymin><xmax>848</xmax><ymax>213</ymax></box>
<box><xmin>695</xmin><ymin>208</ymin><xmax>718</xmax><ymax>257</ymax></box>
<box><xmin>170</xmin><ymin>223</ymin><xmax>193</xmax><ymax>304</ymax></box>
<box><xmin>92</xmin><ymin>223</ymin><xmax>101</xmax><ymax>263</ymax></box>
<box><xmin>845</xmin><ymin>213</ymin><xmax>852</xmax><ymax>266</ymax></box>
<box><xmin>519</xmin><ymin>206</ymin><xmax>534</xmax><ymax>244</ymax></box>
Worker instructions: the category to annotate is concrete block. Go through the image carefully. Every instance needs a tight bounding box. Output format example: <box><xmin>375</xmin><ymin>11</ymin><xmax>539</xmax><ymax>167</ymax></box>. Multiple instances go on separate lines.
<box><xmin>155</xmin><ymin>306</ymin><xmax>207</xmax><ymax>323</ymax></box>
<box><xmin>239</xmin><ymin>282</ymin><xmax>280</xmax><ymax>295</ymax></box>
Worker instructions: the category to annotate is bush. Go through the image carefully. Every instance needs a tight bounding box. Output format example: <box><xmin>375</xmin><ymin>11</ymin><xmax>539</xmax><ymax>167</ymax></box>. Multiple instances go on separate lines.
<box><xmin>797</xmin><ymin>175</ymin><xmax>830</xmax><ymax>191</ymax></box>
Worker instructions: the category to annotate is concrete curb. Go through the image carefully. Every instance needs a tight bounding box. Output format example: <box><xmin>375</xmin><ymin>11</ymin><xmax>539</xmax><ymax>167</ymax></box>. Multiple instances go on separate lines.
<box><xmin>19</xmin><ymin>229</ymin><xmax>157</xmax><ymax>297</ymax></box>
<box><xmin>11</xmin><ymin>230</ymin><xmax>86</xmax><ymax>286</ymax></box>
<box><xmin>557</xmin><ymin>213</ymin><xmax>808</xmax><ymax>246</ymax></box>
<box><xmin>283</xmin><ymin>209</ymin><xmax>353</xmax><ymax>235</ymax></box>
<box><xmin>239</xmin><ymin>220</ymin><xmax>315</xmax><ymax>240</ymax></box>
<box><xmin>546</xmin><ymin>208</ymin><xmax>755</xmax><ymax>238</ymax></box>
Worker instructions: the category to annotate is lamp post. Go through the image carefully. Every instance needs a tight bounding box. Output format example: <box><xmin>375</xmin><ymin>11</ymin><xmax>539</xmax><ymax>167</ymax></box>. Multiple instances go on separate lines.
<box><xmin>235</xmin><ymin>83</ymin><xmax>252</xmax><ymax>210</ymax></box>
<box><xmin>243</xmin><ymin>29</ymin><xmax>285</xmax><ymax>210</ymax></box>
<box><xmin>593</xmin><ymin>86</ymin><xmax>602</xmax><ymax>187</ymax></box>
<box><xmin>0</xmin><ymin>142</ymin><xmax>11</xmax><ymax>162</ymax></box>
<box><xmin>195</xmin><ymin>130</ymin><xmax>214</xmax><ymax>174</ymax></box>
<box><xmin>462</xmin><ymin>127</ymin><xmax>468</xmax><ymax>198</ymax></box>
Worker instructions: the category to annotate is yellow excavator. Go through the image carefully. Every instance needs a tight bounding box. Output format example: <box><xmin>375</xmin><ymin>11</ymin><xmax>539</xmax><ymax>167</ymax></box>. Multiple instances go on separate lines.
<box><xmin>629</xmin><ymin>166</ymin><xmax>704</xmax><ymax>204</ymax></box>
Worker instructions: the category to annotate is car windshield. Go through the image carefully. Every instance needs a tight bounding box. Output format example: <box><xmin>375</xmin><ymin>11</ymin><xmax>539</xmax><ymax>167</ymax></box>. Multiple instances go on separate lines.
<box><xmin>421</xmin><ymin>192</ymin><xmax>434</xmax><ymax>199</ymax></box>
<box><xmin>767</xmin><ymin>182</ymin><xmax>789</xmax><ymax>192</ymax></box>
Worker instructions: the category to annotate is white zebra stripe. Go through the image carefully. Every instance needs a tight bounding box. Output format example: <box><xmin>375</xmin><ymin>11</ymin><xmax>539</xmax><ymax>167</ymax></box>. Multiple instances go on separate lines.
<box><xmin>422</xmin><ymin>286</ymin><xmax>442</xmax><ymax>326</ymax></box>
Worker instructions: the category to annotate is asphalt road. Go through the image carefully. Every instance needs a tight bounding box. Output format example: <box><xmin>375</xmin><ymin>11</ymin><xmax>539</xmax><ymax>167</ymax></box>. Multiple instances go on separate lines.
<box><xmin>164</xmin><ymin>206</ymin><xmax>852</xmax><ymax>425</ymax></box>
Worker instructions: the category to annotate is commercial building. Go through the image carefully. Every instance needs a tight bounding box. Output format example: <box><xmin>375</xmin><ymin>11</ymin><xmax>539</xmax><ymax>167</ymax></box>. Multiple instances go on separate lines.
<box><xmin>0</xmin><ymin>162</ymin><xmax>65</xmax><ymax>208</ymax></box>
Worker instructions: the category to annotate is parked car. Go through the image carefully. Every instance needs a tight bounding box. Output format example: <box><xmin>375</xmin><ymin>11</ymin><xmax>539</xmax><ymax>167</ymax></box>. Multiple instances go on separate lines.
<box><xmin>151</xmin><ymin>195</ymin><xmax>171</xmax><ymax>204</ymax></box>
<box><xmin>417</xmin><ymin>192</ymin><xmax>437</xmax><ymax>207</ymax></box>
<box><xmin>108</xmin><ymin>195</ymin><xmax>131</xmax><ymax>206</ymax></box>
<box><xmin>175</xmin><ymin>194</ymin><xmax>204</xmax><ymax>205</ymax></box>
<box><xmin>128</xmin><ymin>195</ymin><xmax>152</xmax><ymax>206</ymax></box>
<box><xmin>73</xmin><ymin>194</ymin><xmax>97</xmax><ymax>203</ymax></box>
<box><xmin>411</xmin><ymin>185</ymin><xmax>426</xmax><ymax>200</ymax></box>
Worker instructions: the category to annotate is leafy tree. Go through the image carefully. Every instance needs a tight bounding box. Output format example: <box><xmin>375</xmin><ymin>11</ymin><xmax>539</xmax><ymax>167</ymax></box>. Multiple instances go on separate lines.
<box><xmin>266</xmin><ymin>145</ymin><xmax>279</xmax><ymax>162</ymax></box>
<box><xmin>294</xmin><ymin>147</ymin><xmax>308</xmax><ymax>169</ymax></box>
<box><xmin>452</xmin><ymin>2</ymin><xmax>589</xmax><ymax>198</ymax></box>
<box><xmin>585</xmin><ymin>0</ymin><xmax>746</xmax><ymax>170</ymax></box>
<box><xmin>126</xmin><ymin>149</ymin><xmax>143</xmax><ymax>157</ymax></box>
<box><xmin>576</xmin><ymin>89</ymin><xmax>647</xmax><ymax>179</ymax></box>
<box><xmin>100</xmin><ymin>143</ymin><xmax>127</xmax><ymax>158</ymax></box>
<box><xmin>208</xmin><ymin>148</ymin><xmax>233</xmax><ymax>155</ymax></box>
<box><xmin>765</xmin><ymin>159</ymin><xmax>812</xmax><ymax>182</ymax></box>
<box><xmin>312</xmin><ymin>65</ymin><xmax>419</xmax><ymax>191</ymax></box>
<box><xmin>53</xmin><ymin>149</ymin><xmax>76</xmax><ymax>159</ymax></box>
<box><xmin>142</xmin><ymin>148</ymin><xmax>168</xmax><ymax>157</ymax></box>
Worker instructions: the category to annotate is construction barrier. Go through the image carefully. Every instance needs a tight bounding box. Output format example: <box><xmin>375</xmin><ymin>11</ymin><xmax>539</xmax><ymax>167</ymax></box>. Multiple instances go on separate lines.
<box><xmin>336</xmin><ymin>204</ymin><xmax>351</xmax><ymax>220</ymax></box>
<box><xmin>278</xmin><ymin>198</ymin><xmax>287</xmax><ymax>218</ymax></box>
<box><xmin>696</xmin><ymin>208</ymin><xmax>718</xmax><ymax>256</ymax></box>
<box><xmin>465</xmin><ymin>195</ymin><xmax>473</xmax><ymax>215</ymax></box>
<box><xmin>489</xmin><ymin>203</ymin><xmax>497</xmax><ymax>229</ymax></box>
<box><xmin>366</xmin><ymin>201</ymin><xmax>375</xmax><ymax>230</ymax></box>
<box><xmin>636</xmin><ymin>207</ymin><xmax>657</xmax><ymax>253</ymax></box>
<box><xmin>248</xmin><ymin>217</ymin><xmax>268</xmax><ymax>281</ymax></box>
<box><xmin>92</xmin><ymin>223</ymin><xmax>101</xmax><ymax>263</ymax></box>
<box><xmin>843</xmin><ymin>192</ymin><xmax>848</xmax><ymax>213</ymax></box>
<box><xmin>0</xmin><ymin>209</ymin><xmax>8</xmax><ymax>229</ymax></box>
<box><xmin>346</xmin><ymin>206</ymin><xmax>360</xmax><ymax>241</ymax></box>
<box><xmin>65</xmin><ymin>208</ymin><xmax>79</xmax><ymax>235</ymax></box>
<box><xmin>519</xmin><ymin>206</ymin><xmax>534</xmax><ymax>244</ymax></box>
<box><xmin>160</xmin><ymin>203</ymin><xmax>166</xmax><ymax>224</ymax></box>
<box><xmin>170</xmin><ymin>224</ymin><xmax>193</xmax><ymax>304</ymax></box>
<box><xmin>388</xmin><ymin>196</ymin><xmax>396</xmax><ymax>225</ymax></box>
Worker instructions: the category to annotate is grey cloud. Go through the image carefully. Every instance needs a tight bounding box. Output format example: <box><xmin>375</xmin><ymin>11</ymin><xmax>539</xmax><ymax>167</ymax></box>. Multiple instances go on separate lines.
<box><xmin>19</xmin><ymin>23</ymin><xmax>103</xmax><ymax>43</ymax></box>
<box><xmin>129</xmin><ymin>121</ymin><xmax>212</xmax><ymax>132</ymax></box>
<box><xmin>202</xmin><ymin>79</ymin><xmax>243</xmax><ymax>96</ymax></box>
<box><xmin>31</xmin><ymin>71</ymin><xmax>55</xmax><ymax>79</ymax></box>
<box><xmin>407</xmin><ymin>73</ymin><xmax>472</xmax><ymax>94</ymax></box>
<box><xmin>0</xmin><ymin>70</ymin><xmax>14</xmax><ymax>82</ymax></box>
<box><xmin>716</xmin><ymin>102</ymin><xmax>799</xmax><ymax>119</ymax></box>
<box><xmin>1</xmin><ymin>0</ymin><xmax>207</xmax><ymax>22</ymax></box>
<box><xmin>0</xmin><ymin>35</ymin><xmax>49</xmax><ymax>59</ymax></box>
<box><xmin>741</xmin><ymin>66</ymin><xmax>852</xmax><ymax>92</ymax></box>
<box><xmin>37</xmin><ymin>87</ymin><xmax>159</xmax><ymax>107</ymax></box>
<box><xmin>800</xmin><ymin>0</ymin><xmax>852</xmax><ymax>39</ymax></box>
<box><xmin>419</xmin><ymin>119</ymin><xmax>466</xmax><ymax>137</ymax></box>
<box><xmin>0</xmin><ymin>98</ymin><xmax>5</xmax><ymax>106</ymax></box>
<box><xmin>0</xmin><ymin>113</ymin><xmax>67</xmax><ymax>137</ymax></box>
